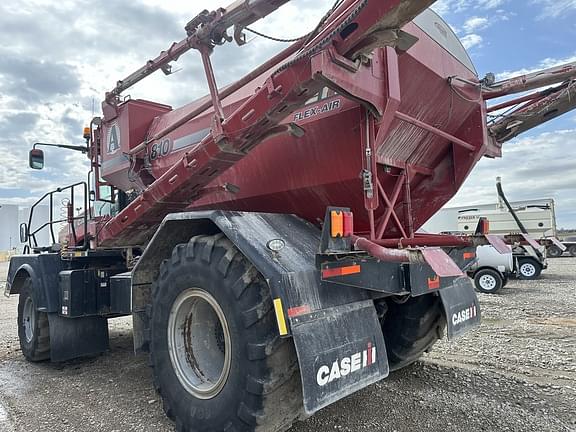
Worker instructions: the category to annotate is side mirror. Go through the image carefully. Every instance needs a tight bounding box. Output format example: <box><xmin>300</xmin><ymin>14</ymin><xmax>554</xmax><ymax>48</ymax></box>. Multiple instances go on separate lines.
<box><xmin>19</xmin><ymin>223</ymin><xmax>28</xmax><ymax>243</ymax></box>
<box><xmin>29</xmin><ymin>149</ymin><xmax>44</xmax><ymax>169</ymax></box>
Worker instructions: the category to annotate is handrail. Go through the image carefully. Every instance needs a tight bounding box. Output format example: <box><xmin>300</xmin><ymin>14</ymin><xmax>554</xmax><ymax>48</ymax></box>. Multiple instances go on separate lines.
<box><xmin>25</xmin><ymin>182</ymin><xmax>89</xmax><ymax>252</ymax></box>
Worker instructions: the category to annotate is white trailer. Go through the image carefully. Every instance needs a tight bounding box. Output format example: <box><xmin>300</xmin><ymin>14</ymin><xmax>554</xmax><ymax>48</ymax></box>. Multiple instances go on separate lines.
<box><xmin>424</xmin><ymin>198</ymin><xmax>557</xmax><ymax>238</ymax></box>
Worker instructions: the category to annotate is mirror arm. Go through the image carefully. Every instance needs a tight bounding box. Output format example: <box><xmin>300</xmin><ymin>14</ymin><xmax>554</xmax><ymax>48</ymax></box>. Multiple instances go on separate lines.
<box><xmin>33</xmin><ymin>142</ymin><xmax>89</xmax><ymax>154</ymax></box>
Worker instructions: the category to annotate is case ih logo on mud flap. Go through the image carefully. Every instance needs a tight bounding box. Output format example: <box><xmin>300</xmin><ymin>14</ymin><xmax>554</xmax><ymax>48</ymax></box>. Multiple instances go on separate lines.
<box><xmin>446</xmin><ymin>302</ymin><xmax>481</xmax><ymax>339</ymax></box>
<box><xmin>316</xmin><ymin>342</ymin><xmax>377</xmax><ymax>386</ymax></box>
<box><xmin>452</xmin><ymin>305</ymin><xmax>478</xmax><ymax>326</ymax></box>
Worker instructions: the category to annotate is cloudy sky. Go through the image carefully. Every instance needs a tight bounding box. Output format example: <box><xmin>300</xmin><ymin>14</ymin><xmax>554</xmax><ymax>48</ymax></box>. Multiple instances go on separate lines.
<box><xmin>0</xmin><ymin>0</ymin><xmax>575</xmax><ymax>228</ymax></box>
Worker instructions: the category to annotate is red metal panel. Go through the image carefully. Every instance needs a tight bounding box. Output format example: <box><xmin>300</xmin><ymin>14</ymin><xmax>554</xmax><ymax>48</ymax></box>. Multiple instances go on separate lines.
<box><xmin>92</xmin><ymin>1</ymin><xmax>490</xmax><ymax>248</ymax></box>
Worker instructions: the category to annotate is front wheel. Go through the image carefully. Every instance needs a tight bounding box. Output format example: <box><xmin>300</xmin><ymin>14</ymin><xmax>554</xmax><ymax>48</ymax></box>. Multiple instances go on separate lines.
<box><xmin>17</xmin><ymin>278</ymin><xmax>50</xmax><ymax>361</ymax></box>
<box><xmin>568</xmin><ymin>245</ymin><xmax>576</xmax><ymax>257</ymax></box>
<box><xmin>473</xmin><ymin>268</ymin><xmax>503</xmax><ymax>293</ymax></box>
<box><xmin>517</xmin><ymin>258</ymin><xmax>542</xmax><ymax>280</ymax></box>
<box><xmin>149</xmin><ymin>234</ymin><xmax>302</xmax><ymax>432</ymax></box>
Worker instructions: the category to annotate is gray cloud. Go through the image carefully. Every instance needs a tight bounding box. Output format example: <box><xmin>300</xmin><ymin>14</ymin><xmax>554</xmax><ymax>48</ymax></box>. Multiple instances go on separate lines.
<box><xmin>0</xmin><ymin>50</ymin><xmax>80</xmax><ymax>103</ymax></box>
<box><xmin>450</xmin><ymin>129</ymin><xmax>576</xmax><ymax>227</ymax></box>
<box><xmin>0</xmin><ymin>112</ymin><xmax>40</xmax><ymax>139</ymax></box>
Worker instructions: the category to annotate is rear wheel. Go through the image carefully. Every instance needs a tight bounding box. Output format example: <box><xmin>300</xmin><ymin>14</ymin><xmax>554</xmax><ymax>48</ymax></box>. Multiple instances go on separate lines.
<box><xmin>517</xmin><ymin>258</ymin><xmax>542</xmax><ymax>280</ymax></box>
<box><xmin>568</xmin><ymin>245</ymin><xmax>576</xmax><ymax>257</ymax></box>
<box><xmin>473</xmin><ymin>268</ymin><xmax>503</xmax><ymax>293</ymax></box>
<box><xmin>17</xmin><ymin>278</ymin><xmax>50</xmax><ymax>361</ymax></box>
<box><xmin>547</xmin><ymin>245</ymin><xmax>563</xmax><ymax>258</ymax></box>
<box><xmin>149</xmin><ymin>234</ymin><xmax>302</xmax><ymax>432</ymax></box>
<box><xmin>380</xmin><ymin>294</ymin><xmax>446</xmax><ymax>371</ymax></box>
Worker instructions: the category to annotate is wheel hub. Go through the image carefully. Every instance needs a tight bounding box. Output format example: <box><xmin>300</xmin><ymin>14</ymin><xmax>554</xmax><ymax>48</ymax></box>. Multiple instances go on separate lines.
<box><xmin>479</xmin><ymin>274</ymin><xmax>497</xmax><ymax>290</ymax></box>
<box><xmin>168</xmin><ymin>289</ymin><xmax>231</xmax><ymax>400</ymax></box>
<box><xmin>22</xmin><ymin>296</ymin><xmax>35</xmax><ymax>343</ymax></box>
<box><xmin>520</xmin><ymin>263</ymin><xmax>536</xmax><ymax>277</ymax></box>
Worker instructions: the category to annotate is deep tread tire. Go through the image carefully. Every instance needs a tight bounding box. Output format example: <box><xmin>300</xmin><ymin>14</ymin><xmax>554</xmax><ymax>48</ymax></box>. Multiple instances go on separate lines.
<box><xmin>517</xmin><ymin>258</ymin><xmax>542</xmax><ymax>280</ymax></box>
<box><xmin>17</xmin><ymin>278</ymin><xmax>50</xmax><ymax>362</ymax></box>
<box><xmin>381</xmin><ymin>294</ymin><xmax>446</xmax><ymax>372</ymax></box>
<box><xmin>150</xmin><ymin>234</ymin><xmax>302</xmax><ymax>432</ymax></box>
<box><xmin>474</xmin><ymin>268</ymin><xmax>504</xmax><ymax>293</ymax></box>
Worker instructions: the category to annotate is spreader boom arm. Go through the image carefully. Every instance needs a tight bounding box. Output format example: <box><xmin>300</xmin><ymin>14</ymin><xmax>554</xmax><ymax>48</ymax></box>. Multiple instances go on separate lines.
<box><xmin>482</xmin><ymin>61</ymin><xmax>576</xmax><ymax>100</ymax></box>
<box><xmin>482</xmin><ymin>61</ymin><xmax>576</xmax><ymax>144</ymax></box>
<box><xmin>106</xmin><ymin>0</ymin><xmax>290</xmax><ymax>101</ymax></box>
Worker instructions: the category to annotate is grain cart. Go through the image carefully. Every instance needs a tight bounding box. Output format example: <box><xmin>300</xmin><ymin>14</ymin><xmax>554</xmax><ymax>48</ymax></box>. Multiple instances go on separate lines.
<box><xmin>6</xmin><ymin>1</ymin><xmax>576</xmax><ymax>430</ymax></box>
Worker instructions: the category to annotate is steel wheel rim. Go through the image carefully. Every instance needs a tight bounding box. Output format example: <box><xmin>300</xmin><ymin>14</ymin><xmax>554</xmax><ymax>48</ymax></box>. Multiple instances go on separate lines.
<box><xmin>168</xmin><ymin>288</ymin><xmax>231</xmax><ymax>399</ymax></box>
<box><xmin>520</xmin><ymin>263</ymin><xmax>536</xmax><ymax>277</ymax></box>
<box><xmin>479</xmin><ymin>274</ymin><xmax>497</xmax><ymax>291</ymax></box>
<box><xmin>23</xmin><ymin>296</ymin><xmax>35</xmax><ymax>343</ymax></box>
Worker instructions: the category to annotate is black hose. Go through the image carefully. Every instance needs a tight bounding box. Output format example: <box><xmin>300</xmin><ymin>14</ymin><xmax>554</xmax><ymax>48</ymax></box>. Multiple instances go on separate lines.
<box><xmin>496</xmin><ymin>179</ymin><xmax>528</xmax><ymax>234</ymax></box>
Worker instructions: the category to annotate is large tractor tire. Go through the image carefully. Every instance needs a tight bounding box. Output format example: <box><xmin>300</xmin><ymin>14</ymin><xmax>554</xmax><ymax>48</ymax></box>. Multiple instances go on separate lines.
<box><xmin>380</xmin><ymin>294</ymin><xmax>446</xmax><ymax>372</ymax></box>
<box><xmin>17</xmin><ymin>278</ymin><xmax>51</xmax><ymax>362</ymax></box>
<box><xmin>149</xmin><ymin>234</ymin><xmax>303</xmax><ymax>432</ymax></box>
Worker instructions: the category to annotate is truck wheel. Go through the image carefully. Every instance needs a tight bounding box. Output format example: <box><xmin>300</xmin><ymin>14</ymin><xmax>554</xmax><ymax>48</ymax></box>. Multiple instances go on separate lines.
<box><xmin>17</xmin><ymin>278</ymin><xmax>51</xmax><ymax>361</ymax></box>
<box><xmin>473</xmin><ymin>268</ymin><xmax>503</xmax><ymax>293</ymax></box>
<box><xmin>546</xmin><ymin>245</ymin><xmax>563</xmax><ymax>258</ymax></box>
<box><xmin>149</xmin><ymin>234</ymin><xmax>302</xmax><ymax>432</ymax></box>
<box><xmin>380</xmin><ymin>294</ymin><xmax>446</xmax><ymax>371</ymax></box>
<box><xmin>569</xmin><ymin>245</ymin><xmax>576</xmax><ymax>257</ymax></box>
<box><xmin>517</xmin><ymin>258</ymin><xmax>542</xmax><ymax>280</ymax></box>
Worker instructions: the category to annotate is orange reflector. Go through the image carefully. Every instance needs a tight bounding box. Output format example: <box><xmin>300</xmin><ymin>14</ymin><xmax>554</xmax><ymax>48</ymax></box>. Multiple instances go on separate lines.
<box><xmin>463</xmin><ymin>252</ymin><xmax>476</xmax><ymax>259</ymax></box>
<box><xmin>287</xmin><ymin>305</ymin><xmax>311</xmax><ymax>318</ymax></box>
<box><xmin>322</xmin><ymin>264</ymin><xmax>361</xmax><ymax>278</ymax></box>
<box><xmin>427</xmin><ymin>275</ymin><xmax>440</xmax><ymax>290</ymax></box>
<box><xmin>477</xmin><ymin>218</ymin><xmax>490</xmax><ymax>235</ymax></box>
<box><xmin>330</xmin><ymin>210</ymin><xmax>344</xmax><ymax>237</ymax></box>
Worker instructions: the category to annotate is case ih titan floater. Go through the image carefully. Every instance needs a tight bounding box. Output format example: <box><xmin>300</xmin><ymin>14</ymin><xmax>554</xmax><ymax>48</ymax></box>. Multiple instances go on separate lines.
<box><xmin>6</xmin><ymin>0</ymin><xmax>576</xmax><ymax>430</ymax></box>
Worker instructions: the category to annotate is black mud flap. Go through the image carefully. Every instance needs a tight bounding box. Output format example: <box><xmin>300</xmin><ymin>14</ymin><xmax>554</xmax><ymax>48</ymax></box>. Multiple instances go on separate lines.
<box><xmin>290</xmin><ymin>300</ymin><xmax>388</xmax><ymax>414</ymax></box>
<box><xmin>48</xmin><ymin>314</ymin><xmax>109</xmax><ymax>362</ymax></box>
<box><xmin>439</xmin><ymin>276</ymin><xmax>481</xmax><ymax>339</ymax></box>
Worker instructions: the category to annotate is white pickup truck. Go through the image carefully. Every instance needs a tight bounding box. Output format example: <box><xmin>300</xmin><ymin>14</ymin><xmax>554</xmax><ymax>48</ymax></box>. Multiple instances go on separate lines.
<box><xmin>468</xmin><ymin>244</ymin><xmax>545</xmax><ymax>294</ymax></box>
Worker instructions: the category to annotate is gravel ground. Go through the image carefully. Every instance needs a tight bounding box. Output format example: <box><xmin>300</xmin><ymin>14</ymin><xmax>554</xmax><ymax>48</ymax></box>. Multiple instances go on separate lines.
<box><xmin>0</xmin><ymin>259</ymin><xmax>574</xmax><ymax>432</ymax></box>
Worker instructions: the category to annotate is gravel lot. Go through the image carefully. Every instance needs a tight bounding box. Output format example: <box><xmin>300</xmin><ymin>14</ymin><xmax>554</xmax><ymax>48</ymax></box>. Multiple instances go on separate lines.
<box><xmin>0</xmin><ymin>259</ymin><xmax>574</xmax><ymax>432</ymax></box>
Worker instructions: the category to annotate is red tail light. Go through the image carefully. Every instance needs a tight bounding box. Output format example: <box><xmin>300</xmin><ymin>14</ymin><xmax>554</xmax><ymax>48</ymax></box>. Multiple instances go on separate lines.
<box><xmin>330</xmin><ymin>210</ymin><xmax>354</xmax><ymax>238</ymax></box>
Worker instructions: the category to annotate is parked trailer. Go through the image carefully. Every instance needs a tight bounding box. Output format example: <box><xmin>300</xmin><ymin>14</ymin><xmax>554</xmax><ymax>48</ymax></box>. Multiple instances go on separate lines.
<box><xmin>425</xmin><ymin>178</ymin><xmax>555</xmax><ymax>279</ymax></box>
<box><xmin>5</xmin><ymin>1</ymin><xmax>576</xmax><ymax>431</ymax></box>
<box><xmin>548</xmin><ymin>236</ymin><xmax>576</xmax><ymax>258</ymax></box>
<box><xmin>424</xmin><ymin>186</ymin><xmax>572</xmax><ymax>259</ymax></box>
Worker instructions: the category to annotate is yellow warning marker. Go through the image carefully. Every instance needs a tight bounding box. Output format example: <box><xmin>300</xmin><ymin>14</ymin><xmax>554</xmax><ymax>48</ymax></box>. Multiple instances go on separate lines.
<box><xmin>273</xmin><ymin>298</ymin><xmax>288</xmax><ymax>336</ymax></box>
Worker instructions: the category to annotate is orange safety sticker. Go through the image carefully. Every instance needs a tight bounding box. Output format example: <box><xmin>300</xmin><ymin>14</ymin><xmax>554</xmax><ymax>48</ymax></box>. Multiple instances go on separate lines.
<box><xmin>287</xmin><ymin>305</ymin><xmax>312</xmax><ymax>317</ymax></box>
<box><xmin>322</xmin><ymin>264</ymin><xmax>361</xmax><ymax>278</ymax></box>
